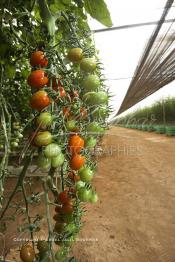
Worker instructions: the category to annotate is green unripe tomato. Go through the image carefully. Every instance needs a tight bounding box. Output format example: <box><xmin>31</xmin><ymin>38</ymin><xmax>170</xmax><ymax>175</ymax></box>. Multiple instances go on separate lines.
<box><xmin>37</xmin><ymin>240</ymin><xmax>49</xmax><ymax>253</ymax></box>
<box><xmin>78</xmin><ymin>167</ymin><xmax>94</xmax><ymax>182</ymax></box>
<box><xmin>55</xmin><ymin>249</ymin><xmax>66</xmax><ymax>261</ymax></box>
<box><xmin>51</xmin><ymin>153</ymin><xmax>65</xmax><ymax>168</ymax></box>
<box><xmin>67</xmin><ymin>47</ymin><xmax>83</xmax><ymax>62</ymax></box>
<box><xmin>36</xmin><ymin>112</ymin><xmax>53</xmax><ymax>129</ymax></box>
<box><xmin>75</xmin><ymin>181</ymin><xmax>85</xmax><ymax>190</ymax></box>
<box><xmin>34</xmin><ymin>131</ymin><xmax>52</xmax><ymax>147</ymax></box>
<box><xmin>86</xmin><ymin>122</ymin><xmax>104</xmax><ymax>135</ymax></box>
<box><xmin>80</xmin><ymin>58</ymin><xmax>96</xmax><ymax>72</ymax></box>
<box><xmin>92</xmin><ymin>107</ymin><xmax>108</xmax><ymax>119</ymax></box>
<box><xmin>64</xmin><ymin>223</ymin><xmax>76</xmax><ymax>233</ymax></box>
<box><xmin>83</xmin><ymin>91</ymin><xmax>108</xmax><ymax>106</ymax></box>
<box><xmin>44</xmin><ymin>143</ymin><xmax>61</xmax><ymax>158</ymax></box>
<box><xmin>66</xmin><ymin>120</ymin><xmax>77</xmax><ymax>131</ymax></box>
<box><xmin>63</xmin><ymin>235</ymin><xmax>75</xmax><ymax>247</ymax></box>
<box><xmin>37</xmin><ymin>154</ymin><xmax>51</xmax><ymax>169</ymax></box>
<box><xmin>89</xmin><ymin>191</ymin><xmax>98</xmax><ymax>203</ymax></box>
<box><xmin>11</xmin><ymin>142</ymin><xmax>18</xmax><ymax>147</ymax></box>
<box><xmin>82</xmin><ymin>74</ymin><xmax>100</xmax><ymax>91</ymax></box>
<box><xmin>13</xmin><ymin>125</ymin><xmax>20</xmax><ymax>130</ymax></box>
<box><xmin>16</xmin><ymin>132</ymin><xmax>23</xmax><ymax>138</ymax></box>
<box><xmin>78</xmin><ymin>187</ymin><xmax>91</xmax><ymax>202</ymax></box>
<box><xmin>85</xmin><ymin>136</ymin><xmax>97</xmax><ymax>148</ymax></box>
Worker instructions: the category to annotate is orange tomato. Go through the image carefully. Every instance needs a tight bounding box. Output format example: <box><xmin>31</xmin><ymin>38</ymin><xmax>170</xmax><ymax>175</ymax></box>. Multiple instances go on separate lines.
<box><xmin>68</xmin><ymin>134</ymin><xmax>84</xmax><ymax>154</ymax></box>
<box><xmin>70</xmin><ymin>154</ymin><xmax>85</xmax><ymax>170</ymax></box>
<box><xmin>30</xmin><ymin>51</ymin><xmax>48</xmax><ymax>67</ymax></box>
<box><xmin>30</xmin><ymin>90</ymin><xmax>51</xmax><ymax>111</ymax></box>
<box><xmin>20</xmin><ymin>244</ymin><xmax>35</xmax><ymax>262</ymax></box>
<box><xmin>27</xmin><ymin>70</ymin><xmax>48</xmax><ymax>89</ymax></box>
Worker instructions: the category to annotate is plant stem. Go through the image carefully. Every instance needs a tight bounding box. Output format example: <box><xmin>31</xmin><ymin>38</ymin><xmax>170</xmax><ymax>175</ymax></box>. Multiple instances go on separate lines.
<box><xmin>61</xmin><ymin>12</ymin><xmax>83</xmax><ymax>48</ymax></box>
<box><xmin>21</xmin><ymin>182</ymin><xmax>34</xmax><ymax>248</ymax></box>
<box><xmin>43</xmin><ymin>180</ymin><xmax>56</xmax><ymax>262</ymax></box>
<box><xmin>0</xmin><ymin>149</ymin><xmax>35</xmax><ymax>220</ymax></box>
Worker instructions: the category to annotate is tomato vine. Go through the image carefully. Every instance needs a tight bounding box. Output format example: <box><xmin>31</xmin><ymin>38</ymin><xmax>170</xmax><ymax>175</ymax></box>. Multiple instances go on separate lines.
<box><xmin>0</xmin><ymin>0</ymin><xmax>112</xmax><ymax>261</ymax></box>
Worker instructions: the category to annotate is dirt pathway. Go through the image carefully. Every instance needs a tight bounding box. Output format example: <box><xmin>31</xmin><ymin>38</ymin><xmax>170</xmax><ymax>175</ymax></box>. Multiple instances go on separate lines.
<box><xmin>3</xmin><ymin>126</ymin><xmax>175</xmax><ymax>262</ymax></box>
<box><xmin>73</xmin><ymin>126</ymin><xmax>175</xmax><ymax>262</ymax></box>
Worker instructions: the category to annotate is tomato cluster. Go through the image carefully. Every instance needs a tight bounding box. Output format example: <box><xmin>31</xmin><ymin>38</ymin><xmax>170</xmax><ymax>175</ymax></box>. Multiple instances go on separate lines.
<box><xmin>20</xmin><ymin>46</ymin><xmax>107</xmax><ymax>261</ymax></box>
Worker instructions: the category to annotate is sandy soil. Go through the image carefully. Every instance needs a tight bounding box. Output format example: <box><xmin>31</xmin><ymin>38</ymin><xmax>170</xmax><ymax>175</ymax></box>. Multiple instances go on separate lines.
<box><xmin>2</xmin><ymin>126</ymin><xmax>175</xmax><ymax>262</ymax></box>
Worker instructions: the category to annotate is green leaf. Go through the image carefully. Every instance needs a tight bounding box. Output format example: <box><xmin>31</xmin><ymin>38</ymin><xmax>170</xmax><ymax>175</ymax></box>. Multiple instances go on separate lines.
<box><xmin>84</xmin><ymin>0</ymin><xmax>112</xmax><ymax>27</ymax></box>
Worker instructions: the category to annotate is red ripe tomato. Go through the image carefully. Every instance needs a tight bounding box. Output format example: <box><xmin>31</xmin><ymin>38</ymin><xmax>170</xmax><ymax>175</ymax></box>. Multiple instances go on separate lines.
<box><xmin>59</xmin><ymin>190</ymin><xmax>70</xmax><ymax>204</ymax></box>
<box><xmin>61</xmin><ymin>202</ymin><xmax>74</xmax><ymax>214</ymax></box>
<box><xmin>30</xmin><ymin>91</ymin><xmax>51</xmax><ymax>111</ymax></box>
<box><xmin>55</xmin><ymin>88</ymin><xmax>67</xmax><ymax>101</ymax></box>
<box><xmin>27</xmin><ymin>70</ymin><xmax>48</xmax><ymax>89</ymax></box>
<box><xmin>58</xmin><ymin>86</ymin><xmax>66</xmax><ymax>97</ymax></box>
<box><xmin>68</xmin><ymin>135</ymin><xmax>84</xmax><ymax>154</ymax></box>
<box><xmin>30</xmin><ymin>51</ymin><xmax>48</xmax><ymax>67</ymax></box>
<box><xmin>70</xmin><ymin>154</ymin><xmax>85</xmax><ymax>170</ymax></box>
<box><xmin>20</xmin><ymin>244</ymin><xmax>35</xmax><ymax>262</ymax></box>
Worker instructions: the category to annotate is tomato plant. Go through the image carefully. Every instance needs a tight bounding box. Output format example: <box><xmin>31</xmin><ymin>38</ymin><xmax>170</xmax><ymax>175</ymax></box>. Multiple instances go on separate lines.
<box><xmin>0</xmin><ymin>0</ymin><xmax>111</xmax><ymax>261</ymax></box>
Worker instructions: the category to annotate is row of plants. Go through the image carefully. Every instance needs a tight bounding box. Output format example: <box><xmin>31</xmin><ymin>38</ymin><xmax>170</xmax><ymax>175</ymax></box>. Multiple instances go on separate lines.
<box><xmin>119</xmin><ymin>124</ymin><xmax>175</xmax><ymax>136</ymax></box>
<box><xmin>116</xmin><ymin>97</ymin><xmax>175</xmax><ymax>125</ymax></box>
<box><xmin>0</xmin><ymin>0</ymin><xmax>112</xmax><ymax>261</ymax></box>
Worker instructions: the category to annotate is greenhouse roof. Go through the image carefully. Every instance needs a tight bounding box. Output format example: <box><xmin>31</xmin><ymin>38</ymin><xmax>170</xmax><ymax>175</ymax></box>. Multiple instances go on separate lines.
<box><xmin>88</xmin><ymin>0</ymin><xmax>175</xmax><ymax>119</ymax></box>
